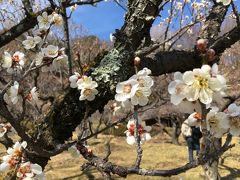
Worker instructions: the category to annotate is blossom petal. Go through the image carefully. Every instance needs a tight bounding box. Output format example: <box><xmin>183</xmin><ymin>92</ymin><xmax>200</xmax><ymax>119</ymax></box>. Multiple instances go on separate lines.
<box><xmin>126</xmin><ymin>136</ymin><xmax>135</xmax><ymax>145</ymax></box>
<box><xmin>183</xmin><ymin>71</ymin><xmax>195</xmax><ymax>85</ymax></box>
<box><xmin>199</xmin><ymin>88</ymin><xmax>213</xmax><ymax>104</ymax></box>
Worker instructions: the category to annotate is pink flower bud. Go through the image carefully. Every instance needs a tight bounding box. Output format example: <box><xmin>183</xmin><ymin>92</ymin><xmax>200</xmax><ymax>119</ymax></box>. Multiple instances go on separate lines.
<box><xmin>134</xmin><ymin>57</ymin><xmax>141</xmax><ymax>66</ymax></box>
<box><xmin>196</xmin><ymin>39</ymin><xmax>208</xmax><ymax>51</ymax></box>
<box><xmin>207</xmin><ymin>49</ymin><xmax>215</xmax><ymax>61</ymax></box>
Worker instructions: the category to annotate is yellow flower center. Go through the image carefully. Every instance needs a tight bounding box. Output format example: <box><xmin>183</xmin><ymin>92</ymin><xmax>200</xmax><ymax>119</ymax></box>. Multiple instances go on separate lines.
<box><xmin>14</xmin><ymin>149</ymin><xmax>23</xmax><ymax>157</ymax></box>
<box><xmin>208</xmin><ymin>116</ymin><xmax>219</xmax><ymax>129</ymax></box>
<box><xmin>138</xmin><ymin>79</ymin><xmax>145</xmax><ymax>87</ymax></box>
<box><xmin>13</xmin><ymin>55</ymin><xmax>20</xmax><ymax>63</ymax></box>
<box><xmin>193</xmin><ymin>75</ymin><xmax>209</xmax><ymax>89</ymax></box>
<box><xmin>229</xmin><ymin>116</ymin><xmax>240</xmax><ymax>128</ymax></box>
<box><xmin>18</xmin><ymin>164</ymin><xmax>31</xmax><ymax>174</ymax></box>
<box><xmin>7</xmin><ymin>157</ymin><xmax>18</xmax><ymax>167</ymax></box>
<box><xmin>83</xmin><ymin>89</ymin><xmax>92</xmax><ymax>96</ymax></box>
<box><xmin>123</xmin><ymin>84</ymin><xmax>132</xmax><ymax>93</ymax></box>
<box><xmin>48</xmin><ymin>50</ymin><xmax>57</xmax><ymax>56</ymax></box>
<box><xmin>135</xmin><ymin>90</ymin><xmax>143</xmax><ymax>97</ymax></box>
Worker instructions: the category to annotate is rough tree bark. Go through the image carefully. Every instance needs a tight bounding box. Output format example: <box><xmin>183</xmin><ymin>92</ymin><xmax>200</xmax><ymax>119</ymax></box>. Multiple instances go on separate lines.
<box><xmin>25</xmin><ymin>0</ymin><xmax>163</xmax><ymax>166</ymax></box>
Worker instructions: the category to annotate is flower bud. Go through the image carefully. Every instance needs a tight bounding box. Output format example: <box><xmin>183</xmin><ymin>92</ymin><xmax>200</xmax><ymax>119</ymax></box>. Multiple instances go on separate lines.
<box><xmin>134</xmin><ymin>57</ymin><xmax>141</xmax><ymax>66</ymax></box>
<box><xmin>196</xmin><ymin>39</ymin><xmax>208</xmax><ymax>51</ymax></box>
<box><xmin>207</xmin><ymin>49</ymin><xmax>215</xmax><ymax>61</ymax></box>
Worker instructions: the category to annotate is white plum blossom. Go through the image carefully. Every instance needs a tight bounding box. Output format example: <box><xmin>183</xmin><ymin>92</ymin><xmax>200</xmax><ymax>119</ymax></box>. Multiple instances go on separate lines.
<box><xmin>69</xmin><ymin>72</ymin><xmax>81</xmax><ymax>88</ymax></box>
<box><xmin>125</xmin><ymin>119</ymin><xmax>151</xmax><ymax>145</ymax></box>
<box><xmin>77</xmin><ymin>76</ymin><xmax>98</xmax><ymax>101</ymax></box>
<box><xmin>17</xmin><ymin>162</ymin><xmax>43</xmax><ymax>180</ymax></box>
<box><xmin>226</xmin><ymin>103</ymin><xmax>240</xmax><ymax>117</ymax></box>
<box><xmin>2</xmin><ymin>51</ymin><xmax>13</xmax><ymax>68</ymax></box>
<box><xmin>7</xmin><ymin>141</ymin><xmax>27</xmax><ymax>156</ymax></box>
<box><xmin>80</xmin><ymin>88</ymin><xmax>98</xmax><ymax>101</ymax></box>
<box><xmin>52</xmin><ymin>54</ymin><xmax>68</xmax><ymax>70</ymax></box>
<box><xmin>22</xmin><ymin>36</ymin><xmax>41</xmax><ymax>49</ymax></box>
<box><xmin>131</xmin><ymin>87</ymin><xmax>152</xmax><ymax>106</ymax></box>
<box><xmin>115</xmin><ymin>79</ymin><xmax>139</xmax><ymax>102</ymax></box>
<box><xmin>115</xmin><ymin>68</ymin><xmax>153</xmax><ymax>106</ymax></box>
<box><xmin>37</xmin><ymin>12</ymin><xmax>53</xmax><ymax>30</ymax></box>
<box><xmin>52</xmin><ymin>13</ymin><xmax>63</xmax><ymax>26</ymax></box>
<box><xmin>4</xmin><ymin>81</ymin><xmax>20</xmax><ymax>104</ymax></box>
<box><xmin>168</xmin><ymin>72</ymin><xmax>188</xmax><ymax>105</ymax></box>
<box><xmin>224</xmin><ymin>103</ymin><xmax>240</xmax><ymax>136</ymax></box>
<box><xmin>182</xmin><ymin>65</ymin><xmax>226</xmax><ymax>104</ymax></box>
<box><xmin>129</xmin><ymin>68</ymin><xmax>153</xmax><ymax>106</ymax></box>
<box><xmin>206</xmin><ymin>111</ymin><xmax>229</xmax><ymax>138</ymax></box>
<box><xmin>42</xmin><ymin>45</ymin><xmax>58</xmax><ymax>58</ymax></box>
<box><xmin>130</xmin><ymin>68</ymin><xmax>153</xmax><ymax>88</ymax></box>
<box><xmin>0</xmin><ymin>141</ymin><xmax>27</xmax><ymax>171</ymax></box>
<box><xmin>216</xmin><ymin>0</ymin><xmax>231</xmax><ymax>6</ymax></box>
<box><xmin>2</xmin><ymin>51</ymin><xmax>25</xmax><ymax>70</ymax></box>
<box><xmin>35</xmin><ymin>52</ymin><xmax>44</xmax><ymax>66</ymax></box>
<box><xmin>0</xmin><ymin>155</ymin><xmax>16</xmax><ymax>171</ymax></box>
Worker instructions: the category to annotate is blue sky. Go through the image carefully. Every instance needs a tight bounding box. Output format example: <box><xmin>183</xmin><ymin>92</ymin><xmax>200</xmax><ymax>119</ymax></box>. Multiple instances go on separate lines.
<box><xmin>71</xmin><ymin>1</ymin><xmax>125</xmax><ymax>40</ymax></box>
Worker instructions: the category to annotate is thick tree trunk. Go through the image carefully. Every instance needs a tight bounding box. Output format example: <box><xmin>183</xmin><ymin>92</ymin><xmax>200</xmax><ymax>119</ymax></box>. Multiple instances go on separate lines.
<box><xmin>22</xmin><ymin>0</ymin><xmax>163</xmax><ymax>166</ymax></box>
<box><xmin>201</xmin><ymin>137</ymin><xmax>221</xmax><ymax>180</ymax></box>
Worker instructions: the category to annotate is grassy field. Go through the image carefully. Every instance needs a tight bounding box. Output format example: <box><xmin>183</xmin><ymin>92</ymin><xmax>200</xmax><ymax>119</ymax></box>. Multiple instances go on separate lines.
<box><xmin>42</xmin><ymin>133</ymin><xmax>240</xmax><ymax>180</ymax></box>
<box><xmin>0</xmin><ymin>132</ymin><xmax>239</xmax><ymax>179</ymax></box>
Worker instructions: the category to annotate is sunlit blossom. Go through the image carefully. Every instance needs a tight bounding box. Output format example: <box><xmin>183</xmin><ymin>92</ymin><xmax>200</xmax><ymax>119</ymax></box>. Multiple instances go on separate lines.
<box><xmin>52</xmin><ymin>13</ymin><xmax>63</xmax><ymax>26</ymax></box>
<box><xmin>22</xmin><ymin>36</ymin><xmax>41</xmax><ymax>49</ymax></box>
<box><xmin>115</xmin><ymin>79</ymin><xmax>139</xmax><ymax>102</ymax></box>
<box><xmin>52</xmin><ymin>54</ymin><xmax>68</xmax><ymax>70</ymax></box>
<box><xmin>206</xmin><ymin>111</ymin><xmax>228</xmax><ymax>138</ymax></box>
<box><xmin>42</xmin><ymin>45</ymin><xmax>59</xmax><ymax>58</ymax></box>
<box><xmin>4</xmin><ymin>81</ymin><xmax>20</xmax><ymax>104</ymax></box>
<box><xmin>37</xmin><ymin>12</ymin><xmax>53</xmax><ymax>30</ymax></box>
<box><xmin>77</xmin><ymin>76</ymin><xmax>98</xmax><ymax>101</ymax></box>
<box><xmin>17</xmin><ymin>162</ymin><xmax>43</xmax><ymax>180</ymax></box>
<box><xmin>2</xmin><ymin>51</ymin><xmax>25</xmax><ymax>70</ymax></box>
<box><xmin>168</xmin><ymin>72</ymin><xmax>187</xmax><ymax>105</ymax></box>
<box><xmin>183</xmin><ymin>65</ymin><xmax>225</xmax><ymax>104</ymax></box>
<box><xmin>69</xmin><ymin>72</ymin><xmax>81</xmax><ymax>88</ymax></box>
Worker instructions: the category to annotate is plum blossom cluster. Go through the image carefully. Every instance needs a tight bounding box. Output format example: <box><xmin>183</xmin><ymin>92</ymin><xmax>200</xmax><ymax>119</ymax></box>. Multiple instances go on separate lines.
<box><xmin>115</xmin><ymin>68</ymin><xmax>154</xmax><ymax>107</ymax></box>
<box><xmin>69</xmin><ymin>74</ymin><xmax>98</xmax><ymax>101</ymax></box>
<box><xmin>183</xmin><ymin>103</ymin><xmax>240</xmax><ymax>138</ymax></box>
<box><xmin>125</xmin><ymin>119</ymin><xmax>151</xmax><ymax>145</ymax></box>
<box><xmin>37</xmin><ymin>12</ymin><xmax>63</xmax><ymax>30</ymax></box>
<box><xmin>3</xmin><ymin>81</ymin><xmax>39</xmax><ymax>105</ymax></box>
<box><xmin>35</xmin><ymin>45</ymin><xmax>68</xmax><ymax>71</ymax></box>
<box><xmin>1</xmin><ymin>11</ymin><xmax>67</xmax><ymax>73</ymax></box>
<box><xmin>205</xmin><ymin>104</ymin><xmax>240</xmax><ymax>138</ymax></box>
<box><xmin>0</xmin><ymin>141</ymin><xmax>44</xmax><ymax>179</ymax></box>
<box><xmin>1</xmin><ymin>51</ymin><xmax>25</xmax><ymax>73</ymax></box>
<box><xmin>168</xmin><ymin>64</ymin><xmax>226</xmax><ymax>105</ymax></box>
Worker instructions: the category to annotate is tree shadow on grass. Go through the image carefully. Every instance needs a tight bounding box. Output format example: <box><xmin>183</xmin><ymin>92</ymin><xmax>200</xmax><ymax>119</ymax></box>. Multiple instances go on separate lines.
<box><xmin>221</xmin><ymin>164</ymin><xmax>240</xmax><ymax>180</ymax></box>
<box><xmin>62</xmin><ymin>169</ymin><xmax>95</xmax><ymax>180</ymax></box>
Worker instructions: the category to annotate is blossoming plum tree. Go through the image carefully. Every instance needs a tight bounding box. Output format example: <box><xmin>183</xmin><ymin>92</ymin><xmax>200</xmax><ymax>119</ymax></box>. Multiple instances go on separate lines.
<box><xmin>0</xmin><ymin>0</ymin><xmax>239</xmax><ymax>179</ymax></box>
